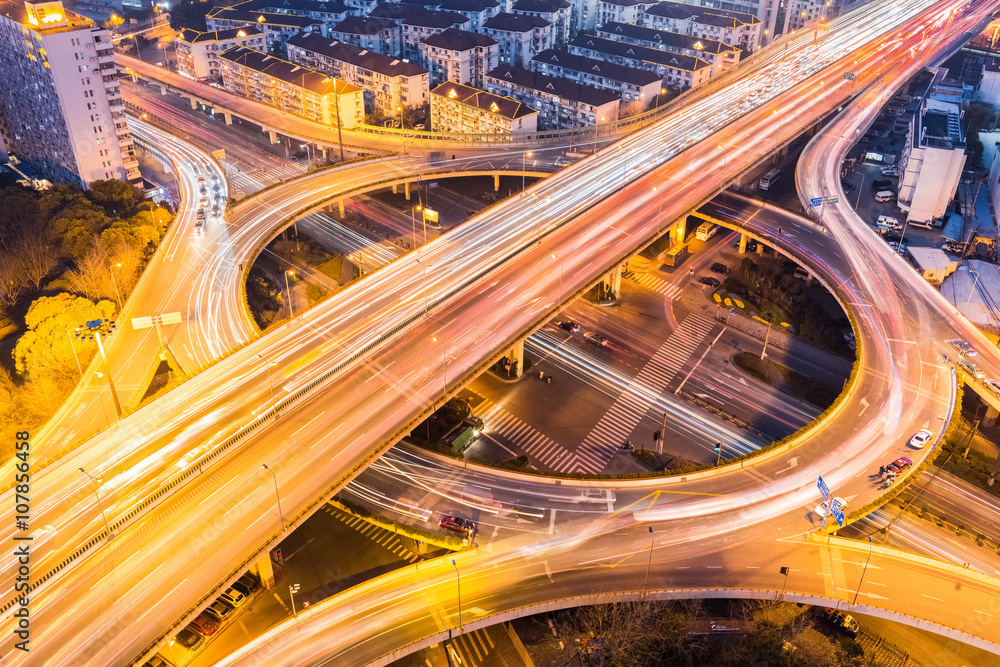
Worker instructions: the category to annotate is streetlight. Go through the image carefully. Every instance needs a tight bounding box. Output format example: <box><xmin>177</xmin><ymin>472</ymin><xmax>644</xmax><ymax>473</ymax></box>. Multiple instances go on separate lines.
<box><xmin>261</xmin><ymin>464</ymin><xmax>286</xmax><ymax>533</ymax></box>
<box><xmin>411</xmin><ymin>204</ymin><xmax>423</xmax><ymax>252</ymax></box>
<box><xmin>284</xmin><ymin>270</ymin><xmax>295</xmax><ymax>318</ymax></box>
<box><xmin>654</xmin><ymin>87</ymin><xmax>667</xmax><ymax>110</ymax></box>
<box><xmin>258</xmin><ymin>353</ymin><xmax>277</xmax><ymax>413</ymax></box>
<box><xmin>432</xmin><ymin>336</ymin><xmax>447</xmax><ymax>393</ymax></box>
<box><xmin>642</xmin><ymin>526</ymin><xmax>654</xmax><ymax>596</ymax></box>
<box><xmin>451</xmin><ymin>559</ymin><xmax>462</xmax><ymax>632</ymax></box>
<box><xmin>76</xmin><ymin>321</ymin><xmax>122</xmax><ymax>418</ymax></box>
<box><xmin>66</xmin><ymin>329</ymin><xmax>83</xmax><ymax>379</ymax></box>
<box><xmin>852</xmin><ymin>536</ymin><xmax>873</xmax><ymax>606</ymax></box>
<box><xmin>289</xmin><ymin>583</ymin><xmax>301</xmax><ymax>617</ymax></box>
<box><xmin>522</xmin><ymin>151</ymin><xmax>533</xmax><ymax>191</ymax></box>
<box><xmin>78</xmin><ymin>468</ymin><xmax>113</xmax><ymax>536</ymax></box>
<box><xmin>109</xmin><ymin>262</ymin><xmax>123</xmax><ymax>313</ymax></box>
<box><xmin>592</xmin><ymin>116</ymin><xmax>604</xmax><ymax>154</ymax></box>
<box><xmin>963</xmin><ymin>266</ymin><xmax>982</xmax><ymax>315</ymax></box>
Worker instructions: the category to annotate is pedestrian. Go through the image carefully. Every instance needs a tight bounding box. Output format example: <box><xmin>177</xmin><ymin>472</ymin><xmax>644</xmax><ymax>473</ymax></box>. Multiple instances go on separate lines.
<box><xmin>879</xmin><ymin>465</ymin><xmax>886</xmax><ymax>476</ymax></box>
<box><xmin>778</xmin><ymin>226</ymin><xmax>782</xmax><ymax>235</ymax></box>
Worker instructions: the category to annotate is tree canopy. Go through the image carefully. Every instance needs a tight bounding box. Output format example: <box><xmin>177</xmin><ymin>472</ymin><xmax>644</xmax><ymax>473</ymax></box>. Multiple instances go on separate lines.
<box><xmin>13</xmin><ymin>293</ymin><xmax>113</xmax><ymax>379</ymax></box>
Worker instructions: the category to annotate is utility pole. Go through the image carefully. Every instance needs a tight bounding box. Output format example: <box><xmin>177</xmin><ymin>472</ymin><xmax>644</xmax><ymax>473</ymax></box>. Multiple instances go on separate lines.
<box><xmin>658</xmin><ymin>412</ymin><xmax>667</xmax><ymax>455</ymax></box>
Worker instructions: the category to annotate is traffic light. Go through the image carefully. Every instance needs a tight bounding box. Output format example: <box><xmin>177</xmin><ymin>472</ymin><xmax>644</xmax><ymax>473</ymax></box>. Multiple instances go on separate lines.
<box><xmin>653</xmin><ymin>430</ymin><xmax>661</xmax><ymax>441</ymax></box>
<box><xmin>714</xmin><ymin>442</ymin><xmax>722</xmax><ymax>452</ymax></box>
<box><xmin>275</xmin><ymin>548</ymin><xmax>283</xmax><ymax>561</ymax></box>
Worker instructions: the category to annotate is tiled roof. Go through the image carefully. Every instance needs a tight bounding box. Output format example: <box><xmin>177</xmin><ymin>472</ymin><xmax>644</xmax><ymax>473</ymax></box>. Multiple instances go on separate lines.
<box><xmin>220</xmin><ymin>45</ymin><xmax>361</xmax><ymax>95</ymax></box>
<box><xmin>483</xmin><ymin>11</ymin><xmax>550</xmax><ymax>31</ymax></box>
<box><xmin>403</xmin><ymin>9</ymin><xmax>470</xmax><ymax>28</ymax></box>
<box><xmin>430</xmin><ymin>80</ymin><xmax>537</xmax><ymax>119</ymax></box>
<box><xmin>570</xmin><ymin>33</ymin><xmax>711</xmax><ymax>72</ymax></box>
<box><xmin>531</xmin><ymin>48</ymin><xmax>661</xmax><ymax>85</ymax></box>
<box><xmin>437</xmin><ymin>0</ymin><xmax>501</xmax><ymax>12</ymax></box>
<box><xmin>597</xmin><ymin>21</ymin><xmax>737</xmax><ymax>55</ymax></box>
<box><xmin>642</xmin><ymin>1</ymin><xmax>760</xmax><ymax>28</ymax></box>
<box><xmin>422</xmin><ymin>27</ymin><xmax>498</xmax><ymax>50</ymax></box>
<box><xmin>487</xmin><ymin>64</ymin><xmax>619</xmax><ymax>106</ymax></box>
<box><xmin>287</xmin><ymin>32</ymin><xmax>428</xmax><ymax>76</ymax></box>
<box><xmin>512</xmin><ymin>0</ymin><xmax>569</xmax><ymax>13</ymax></box>
<box><xmin>330</xmin><ymin>15</ymin><xmax>399</xmax><ymax>34</ymax></box>
<box><xmin>207</xmin><ymin>5</ymin><xmax>324</xmax><ymax>28</ymax></box>
<box><xmin>178</xmin><ymin>26</ymin><xmax>263</xmax><ymax>43</ymax></box>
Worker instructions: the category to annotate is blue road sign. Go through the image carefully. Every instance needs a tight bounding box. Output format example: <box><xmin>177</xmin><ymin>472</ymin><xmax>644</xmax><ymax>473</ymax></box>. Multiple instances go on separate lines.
<box><xmin>831</xmin><ymin>502</ymin><xmax>845</xmax><ymax>527</ymax></box>
<box><xmin>817</xmin><ymin>476</ymin><xmax>830</xmax><ymax>501</ymax></box>
<box><xmin>809</xmin><ymin>197</ymin><xmax>823</xmax><ymax>207</ymax></box>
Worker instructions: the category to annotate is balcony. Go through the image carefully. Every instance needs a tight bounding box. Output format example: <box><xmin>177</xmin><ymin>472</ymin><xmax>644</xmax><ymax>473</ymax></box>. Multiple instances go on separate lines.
<box><xmin>106</xmin><ymin>90</ymin><xmax>123</xmax><ymax>102</ymax></box>
<box><xmin>119</xmin><ymin>135</ymin><xmax>134</xmax><ymax>149</ymax></box>
<box><xmin>115</xmin><ymin>123</ymin><xmax>131</xmax><ymax>136</ymax></box>
<box><xmin>97</xmin><ymin>53</ymin><xmax>115</xmax><ymax>65</ymax></box>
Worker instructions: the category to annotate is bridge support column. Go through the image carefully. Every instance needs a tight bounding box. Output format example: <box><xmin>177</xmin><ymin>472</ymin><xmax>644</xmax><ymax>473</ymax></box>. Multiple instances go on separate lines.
<box><xmin>756</xmin><ymin>242</ymin><xmax>764</xmax><ymax>255</ymax></box>
<box><xmin>494</xmin><ymin>173</ymin><xmax>500</xmax><ymax>192</ymax></box>
<box><xmin>158</xmin><ymin>84</ymin><xmax>167</xmax><ymax>95</ymax></box>
<box><xmin>255</xmin><ymin>552</ymin><xmax>276</xmax><ymax>590</ymax></box>
<box><xmin>738</xmin><ymin>233</ymin><xmax>748</xmax><ymax>254</ymax></box>
<box><xmin>392</xmin><ymin>184</ymin><xmax>398</xmax><ymax>194</ymax></box>
<box><xmin>268</xmin><ymin>130</ymin><xmax>279</xmax><ymax>145</ymax></box>
<box><xmin>338</xmin><ymin>199</ymin><xmax>345</xmax><ymax>217</ymax></box>
<box><xmin>221</xmin><ymin>111</ymin><xmax>233</xmax><ymax>125</ymax></box>
<box><xmin>601</xmin><ymin>263</ymin><xmax>623</xmax><ymax>301</ymax></box>
<box><xmin>321</xmin><ymin>147</ymin><xmax>328</xmax><ymax>162</ymax></box>
<box><xmin>985</xmin><ymin>406</ymin><xmax>999</xmax><ymax>428</ymax></box>
<box><xmin>672</xmin><ymin>216</ymin><xmax>687</xmax><ymax>244</ymax></box>
<box><xmin>188</xmin><ymin>97</ymin><xmax>198</xmax><ymax>110</ymax></box>
<box><xmin>404</xmin><ymin>181</ymin><xmax>411</xmax><ymax>201</ymax></box>
<box><xmin>503</xmin><ymin>340</ymin><xmax>524</xmax><ymax>378</ymax></box>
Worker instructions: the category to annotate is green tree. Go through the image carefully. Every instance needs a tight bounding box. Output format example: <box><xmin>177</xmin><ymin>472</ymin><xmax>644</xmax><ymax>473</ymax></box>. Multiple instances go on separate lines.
<box><xmin>100</xmin><ymin>218</ymin><xmax>159</xmax><ymax>255</ymax></box>
<box><xmin>88</xmin><ymin>179</ymin><xmax>145</xmax><ymax>218</ymax></box>
<box><xmin>13</xmin><ymin>293</ymin><xmax>113</xmax><ymax>379</ymax></box>
<box><xmin>0</xmin><ymin>187</ymin><xmax>42</xmax><ymax>242</ymax></box>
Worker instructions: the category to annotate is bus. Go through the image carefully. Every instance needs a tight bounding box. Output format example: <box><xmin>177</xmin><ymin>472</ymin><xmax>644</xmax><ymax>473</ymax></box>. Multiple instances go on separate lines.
<box><xmin>696</xmin><ymin>222</ymin><xmax>719</xmax><ymax>241</ymax></box>
<box><xmin>664</xmin><ymin>244</ymin><xmax>687</xmax><ymax>267</ymax></box>
<box><xmin>758</xmin><ymin>168</ymin><xmax>782</xmax><ymax>191</ymax></box>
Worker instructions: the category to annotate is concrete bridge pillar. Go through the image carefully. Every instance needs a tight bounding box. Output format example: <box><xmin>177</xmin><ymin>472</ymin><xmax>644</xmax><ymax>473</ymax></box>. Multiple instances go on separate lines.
<box><xmin>338</xmin><ymin>199</ymin><xmax>345</xmax><ymax>217</ymax></box>
<box><xmin>221</xmin><ymin>111</ymin><xmax>233</xmax><ymax>125</ymax></box>
<box><xmin>672</xmin><ymin>216</ymin><xmax>687</xmax><ymax>244</ymax></box>
<box><xmin>494</xmin><ymin>173</ymin><xmax>500</xmax><ymax>192</ymax></box>
<box><xmin>738</xmin><ymin>233</ymin><xmax>748</xmax><ymax>254</ymax></box>
<box><xmin>188</xmin><ymin>97</ymin><xmax>198</xmax><ymax>110</ymax></box>
<box><xmin>268</xmin><ymin>130</ymin><xmax>279</xmax><ymax>145</ymax></box>
<box><xmin>321</xmin><ymin>147</ymin><xmax>328</xmax><ymax>162</ymax></box>
<box><xmin>985</xmin><ymin>406</ymin><xmax>999</xmax><ymax>428</ymax></box>
<box><xmin>255</xmin><ymin>551</ymin><xmax>276</xmax><ymax>590</ymax></box>
<box><xmin>392</xmin><ymin>184</ymin><xmax>398</xmax><ymax>195</ymax></box>
<box><xmin>756</xmin><ymin>242</ymin><xmax>764</xmax><ymax>255</ymax></box>
<box><xmin>404</xmin><ymin>181</ymin><xmax>411</xmax><ymax>201</ymax></box>
<box><xmin>503</xmin><ymin>340</ymin><xmax>524</xmax><ymax>378</ymax></box>
<box><xmin>602</xmin><ymin>263</ymin><xmax>623</xmax><ymax>301</ymax></box>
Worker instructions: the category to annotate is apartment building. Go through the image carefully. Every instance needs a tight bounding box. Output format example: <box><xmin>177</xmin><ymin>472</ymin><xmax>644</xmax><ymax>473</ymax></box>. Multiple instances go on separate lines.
<box><xmin>485</xmin><ymin>63</ymin><xmax>619</xmax><ymax>128</ymax></box>
<box><xmin>568</xmin><ymin>0</ymin><xmax>600</xmax><ymax>32</ymax></box>
<box><xmin>400</xmin><ymin>10</ymin><xmax>470</xmax><ymax>62</ymax></box>
<box><xmin>681</xmin><ymin>0</ymin><xmax>778</xmax><ymax>46</ymax></box>
<box><xmin>532</xmin><ymin>47</ymin><xmax>662</xmax><ymax>104</ymax></box>
<box><xmin>420</xmin><ymin>28</ymin><xmax>499</xmax><ymax>86</ymax></box>
<box><xmin>483</xmin><ymin>12</ymin><xmax>553</xmax><ymax>66</ymax></box>
<box><xmin>569</xmin><ymin>33</ymin><xmax>712</xmax><ymax>88</ymax></box>
<box><xmin>430</xmin><ymin>80</ymin><xmax>538</xmax><ymax>132</ymax></box>
<box><xmin>640</xmin><ymin>1</ymin><xmax>763</xmax><ymax>52</ymax></box>
<box><xmin>206</xmin><ymin>3</ymin><xmax>325</xmax><ymax>52</ymax></box>
<box><xmin>328</xmin><ymin>16</ymin><xmax>402</xmax><ymax>55</ymax></box>
<box><xmin>596</xmin><ymin>22</ymin><xmax>739</xmax><ymax>75</ymax></box>
<box><xmin>436</xmin><ymin>0</ymin><xmax>501</xmax><ymax>31</ymax></box>
<box><xmin>595</xmin><ymin>0</ymin><xmax>654</xmax><ymax>27</ymax></box>
<box><xmin>0</xmin><ymin>0</ymin><xmax>140</xmax><ymax>187</ymax></box>
<box><xmin>512</xmin><ymin>0</ymin><xmax>571</xmax><ymax>46</ymax></box>
<box><xmin>783</xmin><ymin>0</ymin><xmax>829</xmax><ymax>34</ymax></box>
<box><xmin>219</xmin><ymin>45</ymin><xmax>364</xmax><ymax>126</ymax></box>
<box><xmin>176</xmin><ymin>26</ymin><xmax>266</xmax><ymax>80</ymax></box>
<box><xmin>286</xmin><ymin>31</ymin><xmax>430</xmax><ymax>114</ymax></box>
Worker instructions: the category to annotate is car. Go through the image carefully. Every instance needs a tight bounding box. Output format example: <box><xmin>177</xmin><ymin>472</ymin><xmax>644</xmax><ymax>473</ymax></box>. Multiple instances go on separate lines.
<box><xmin>414</xmin><ymin>123</ymin><xmax>426</xmax><ymax>130</ymax></box>
<box><xmin>947</xmin><ymin>339</ymin><xmax>977</xmax><ymax>357</ymax></box>
<box><xmin>823</xmin><ymin>608</ymin><xmax>860</xmax><ymax>636</ymax></box>
<box><xmin>220</xmin><ymin>585</ymin><xmax>247</xmax><ymax>609</ymax></box>
<box><xmin>189</xmin><ymin>611</ymin><xmax>220</xmax><ymax>636</ymax></box>
<box><xmin>814</xmin><ymin>496</ymin><xmax>847</xmax><ymax>518</ymax></box>
<box><xmin>584</xmin><ymin>331</ymin><xmax>609</xmax><ymax>346</ymax></box>
<box><xmin>199</xmin><ymin>185</ymin><xmax>208</xmax><ymax>194</ymax></box>
<box><xmin>985</xmin><ymin>378</ymin><xmax>1000</xmax><ymax>396</ymax></box>
<box><xmin>236</xmin><ymin>572</ymin><xmax>260</xmax><ymax>595</ymax></box>
<box><xmin>908</xmin><ymin>428</ymin><xmax>933</xmax><ymax>449</ymax></box>
<box><xmin>710</xmin><ymin>262</ymin><xmax>729</xmax><ymax>275</ymax></box>
<box><xmin>197</xmin><ymin>176</ymin><xmax>205</xmax><ymax>184</ymax></box>
<box><xmin>888</xmin><ymin>456</ymin><xmax>913</xmax><ymax>473</ymax></box>
<box><xmin>699</xmin><ymin>276</ymin><xmax>721</xmax><ymax>288</ymax></box>
<box><xmin>840</xmin><ymin>180</ymin><xmax>856</xmax><ymax>192</ymax></box>
<box><xmin>558</xmin><ymin>321</ymin><xmax>581</xmax><ymax>333</ymax></box>
<box><xmin>212</xmin><ymin>204</ymin><xmax>220</xmax><ymax>216</ymax></box>
<box><xmin>439</xmin><ymin>514</ymin><xmax>476</xmax><ymax>535</ymax></box>
<box><xmin>194</xmin><ymin>219</ymin><xmax>204</xmax><ymax>233</ymax></box>
<box><xmin>205</xmin><ymin>598</ymin><xmax>235</xmax><ymax>622</ymax></box>
<box><xmin>573</xmin><ymin>489</ymin><xmax>617</xmax><ymax>503</ymax></box>
<box><xmin>175</xmin><ymin>627</ymin><xmax>205</xmax><ymax>650</ymax></box>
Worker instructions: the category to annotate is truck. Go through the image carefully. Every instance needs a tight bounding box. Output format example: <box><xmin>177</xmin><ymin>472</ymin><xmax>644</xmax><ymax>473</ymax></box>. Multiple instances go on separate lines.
<box><xmin>441</xmin><ymin>417</ymin><xmax>484</xmax><ymax>452</ymax></box>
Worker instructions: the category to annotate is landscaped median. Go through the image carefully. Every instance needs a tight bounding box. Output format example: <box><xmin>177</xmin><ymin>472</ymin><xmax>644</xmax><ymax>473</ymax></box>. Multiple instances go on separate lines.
<box><xmin>332</xmin><ymin>499</ymin><xmax>465</xmax><ymax>551</ymax></box>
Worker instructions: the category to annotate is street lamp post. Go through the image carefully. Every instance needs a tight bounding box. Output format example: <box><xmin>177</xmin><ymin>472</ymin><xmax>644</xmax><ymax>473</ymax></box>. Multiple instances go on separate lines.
<box><xmin>258</xmin><ymin>353</ymin><xmax>277</xmax><ymax>413</ymax></box>
<box><xmin>284</xmin><ymin>270</ymin><xmax>295</xmax><ymax>318</ymax></box>
<box><xmin>77</xmin><ymin>323</ymin><xmax>122</xmax><ymax>418</ymax></box>
<box><xmin>432</xmin><ymin>337</ymin><xmax>448</xmax><ymax>393</ymax></box>
<box><xmin>760</xmin><ymin>322</ymin><xmax>773</xmax><ymax>360</ymax></box>
<box><xmin>642</xmin><ymin>526</ymin><xmax>654</xmax><ymax>596</ymax></box>
<box><xmin>66</xmin><ymin>329</ymin><xmax>83</xmax><ymax>379</ymax></box>
<box><xmin>620</xmin><ymin>145</ymin><xmax>629</xmax><ymax>191</ymax></box>
<box><xmin>289</xmin><ymin>583</ymin><xmax>301</xmax><ymax>617</ymax></box>
<box><xmin>451</xmin><ymin>559</ymin><xmax>462</xmax><ymax>632</ymax></box>
<box><xmin>78</xmin><ymin>468</ymin><xmax>113</xmax><ymax>536</ymax></box>
<box><xmin>109</xmin><ymin>262</ymin><xmax>124</xmax><ymax>313</ymax></box>
<box><xmin>522</xmin><ymin>151</ymin><xmax>533</xmax><ymax>191</ymax></box>
<box><xmin>411</xmin><ymin>204</ymin><xmax>423</xmax><ymax>252</ymax></box>
<box><xmin>417</xmin><ymin>261</ymin><xmax>432</xmax><ymax>315</ymax></box>
<box><xmin>261</xmin><ymin>464</ymin><xmax>286</xmax><ymax>532</ymax></box>
<box><xmin>851</xmin><ymin>536</ymin><xmax>873</xmax><ymax>606</ymax></box>
<box><xmin>963</xmin><ymin>267</ymin><xmax>982</xmax><ymax>315</ymax></box>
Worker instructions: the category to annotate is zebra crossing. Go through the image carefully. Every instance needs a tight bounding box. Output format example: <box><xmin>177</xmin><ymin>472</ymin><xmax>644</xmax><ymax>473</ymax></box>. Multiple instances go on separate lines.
<box><xmin>476</xmin><ymin>400</ymin><xmax>607</xmax><ymax>474</ymax></box>
<box><xmin>442</xmin><ymin>628</ymin><xmax>499</xmax><ymax>667</ymax></box>
<box><xmin>576</xmin><ymin>315</ymin><xmax>716</xmax><ymax>469</ymax></box>
<box><xmin>628</xmin><ymin>272</ymin><xmax>683</xmax><ymax>299</ymax></box>
<box><xmin>322</xmin><ymin>505</ymin><xmax>422</xmax><ymax>563</ymax></box>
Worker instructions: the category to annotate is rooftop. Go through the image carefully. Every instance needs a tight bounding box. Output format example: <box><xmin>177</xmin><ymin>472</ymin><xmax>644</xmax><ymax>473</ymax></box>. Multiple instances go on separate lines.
<box><xmin>403</xmin><ymin>9</ymin><xmax>470</xmax><ymax>28</ymax></box>
<box><xmin>908</xmin><ymin>246</ymin><xmax>958</xmax><ymax>273</ymax></box>
<box><xmin>570</xmin><ymin>33</ymin><xmax>712</xmax><ymax>72</ymax></box>
<box><xmin>208</xmin><ymin>4</ymin><xmax>324</xmax><ymax>28</ymax></box>
<box><xmin>597</xmin><ymin>21</ymin><xmax>738</xmax><ymax>55</ymax></box>
<box><xmin>431</xmin><ymin>80</ymin><xmax>537</xmax><ymax>120</ymax></box>
<box><xmin>178</xmin><ymin>26</ymin><xmax>263</xmax><ymax>43</ymax></box>
<box><xmin>532</xmin><ymin>48</ymin><xmax>662</xmax><ymax>86</ymax></box>
<box><xmin>942</xmin><ymin>260</ymin><xmax>1000</xmax><ymax>332</ymax></box>
<box><xmin>287</xmin><ymin>31</ymin><xmax>428</xmax><ymax>76</ymax></box>
<box><xmin>422</xmin><ymin>26</ymin><xmax>497</xmax><ymax>50</ymax></box>
<box><xmin>330</xmin><ymin>15</ymin><xmax>399</xmax><ymax>34</ymax></box>
<box><xmin>0</xmin><ymin>0</ymin><xmax>95</xmax><ymax>34</ymax></box>
<box><xmin>220</xmin><ymin>45</ymin><xmax>361</xmax><ymax>95</ymax></box>
<box><xmin>437</xmin><ymin>0</ymin><xmax>501</xmax><ymax>11</ymax></box>
<box><xmin>484</xmin><ymin>11</ymin><xmax>551</xmax><ymax>31</ymax></box>
<box><xmin>224</xmin><ymin>0</ymin><xmax>352</xmax><ymax>14</ymax></box>
<box><xmin>487</xmin><ymin>64</ymin><xmax>620</xmax><ymax>106</ymax></box>
<box><xmin>643</xmin><ymin>1</ymin><xmax>760</xmax><ymax>28</ymax></box>
<box><xmin>512</xmin><ymin>0</ymin><xmax>570</xmax><ymax>12</ymax></box>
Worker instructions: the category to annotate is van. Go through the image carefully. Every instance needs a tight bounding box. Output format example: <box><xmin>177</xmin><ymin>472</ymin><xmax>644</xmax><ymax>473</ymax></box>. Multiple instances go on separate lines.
<box><xmin>758</xmin><ymin>168</ymin><xmax>782</xmax><ymax>191</ymax></box>
<box><xmin>960</xmin><ymin>359</ymin><xmax>986</xmax><ymax>380</ymax></box>
<box><xmin>876</xmin><ymin>215</ymin><xmax>900</xmax><ymax>229</ymax></box>
<box><xmin>874</xmin><ymin>190</ymin><xmax>894</xmax><ymax>203</ymax></box>
<box><xmin>696</xmin><ymin>222</ymin><xmax>719</xmax><ymax>241</ymax></box>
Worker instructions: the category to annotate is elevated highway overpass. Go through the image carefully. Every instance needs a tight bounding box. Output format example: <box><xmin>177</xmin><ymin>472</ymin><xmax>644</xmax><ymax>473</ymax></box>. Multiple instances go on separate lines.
<box><xmin>0</xmin><ymin>0</ymin><xmax>993</xmax><ymax>664</ymax></box>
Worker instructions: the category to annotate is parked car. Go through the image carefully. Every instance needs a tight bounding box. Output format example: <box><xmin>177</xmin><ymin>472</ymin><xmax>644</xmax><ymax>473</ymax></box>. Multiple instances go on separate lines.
<box><xmin>439</xmin><ymin>514</ymin><xmax>476</xmax><ymax>535</ymax></box>
<box><xmin>814</xmin><ymin>497</ymin><xmax>847</xmax><ymax>518</ymax></box>
<box><xmin>584</xmin><ymin>331</ymin><xmax>609</xmax><ymax>346</ymax></box>
<box><xmin>840</xmin><ymin>180</ymin><xmax>856</xmax><ymax>193</ymax></box>
<box><xmin>888</xmin><ymin>456</ymin><xmax>913</xmax><ymax>473</ymax></box>
<box><xmin>189</xmin><ymin>611</ymin><xmax>220</xmax><ymax>637</ymax></box>
<box><xmin>823</xmin><ymin>608</ymin><xmax>860</xmax><ymax>636</ymax></box>
<box><xmin>710</xmin><ymin>262</ymin><xmax>730</xmax><ymax>275</ymax></box>
<box><xmin>985</xmin><ymin>378</ymin><xmax>1000</xmax><ymax>396</ymax></box>
<box><xmin>175</xmin><ymin>627</ymin><xmax>205</xmax><ymax>651</ymax></box>
<box><xmin>205</xmin><ymin>598</ymin><xmax>235</xmax><ymax>623</ymax></box>
<box><xmin>699</xmin><ymin>276</ymin><xmax>721</xmax><ymax>288</ymax></box>
<box><xmin>908</xmin><ymin>429</ymin><xmax>933</xmax><ymax>449</ymax></box>
<box><xmin>558</xmin><ymin>321</ymin><xmax>581</xmax><ymax>333</ymax></box>
<box><xmin>236</xmin><ymin>572</ymin><xmax>260</xmax><ymax>595</ymax></box>
<box><xmin>947</xmin><ymin>339</ymin><xmax>977</xmax><ymax>357</ymax></box>
<box><xmin>220</xmin><ymin>585</ymin><xmax>247</xmax><ymax>609</ymax></box>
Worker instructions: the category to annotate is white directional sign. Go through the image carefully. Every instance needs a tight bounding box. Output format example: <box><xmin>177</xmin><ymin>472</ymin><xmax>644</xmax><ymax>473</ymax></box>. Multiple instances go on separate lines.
<box><xmin>132</xmin><ymin>312</ymin><xmax>182</xmax><ymax>330</ymax></box>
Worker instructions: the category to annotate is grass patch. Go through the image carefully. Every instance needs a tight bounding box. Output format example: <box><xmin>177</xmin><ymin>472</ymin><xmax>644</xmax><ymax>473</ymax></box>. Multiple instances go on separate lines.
<box><xmin>332</xmin><ymin>498</ymin><xmax>464</xmax><ymax>551</ymax></box>
<box><xmin>316</xmin><ymin>255</ymin><xmax>344</xmax><ymax>281</ymax></box>
<box><xmin>733</xmin><ymin>352</ymin><xmax>841</xmax><ymax>408</ymax></box>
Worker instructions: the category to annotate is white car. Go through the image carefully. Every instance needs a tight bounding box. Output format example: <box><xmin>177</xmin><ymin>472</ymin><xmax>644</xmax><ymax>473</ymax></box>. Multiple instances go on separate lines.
<box><xmin>815</xmin><ymin>497</ymin><xmax>847</xmax><ymax>518</ymax></box>
<box><xmin>985</xmin><ymin>379</ymin><xmax>1000</xmax><ymax>396</ymax></box>
<box><xmin>909</xmin><ymin>429</ymin><xmax>933</xmax><ymax>449</ymax></box>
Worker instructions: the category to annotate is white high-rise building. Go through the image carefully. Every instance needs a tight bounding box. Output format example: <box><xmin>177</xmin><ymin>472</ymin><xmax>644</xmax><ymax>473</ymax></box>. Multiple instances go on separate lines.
<box><xmin>0</xmin><ymin>0</ymin><xmax>141</xmax><ymax>187</ymax></box>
